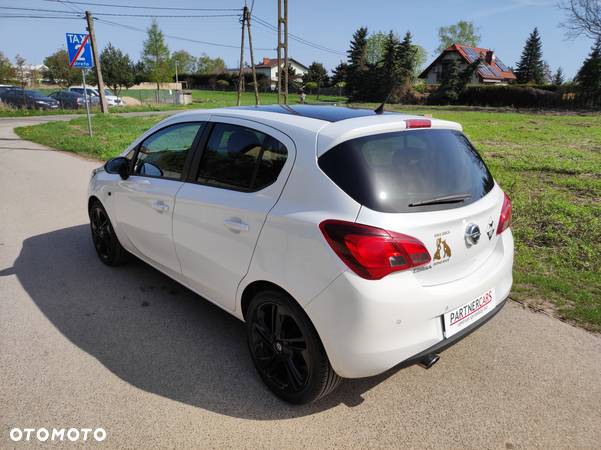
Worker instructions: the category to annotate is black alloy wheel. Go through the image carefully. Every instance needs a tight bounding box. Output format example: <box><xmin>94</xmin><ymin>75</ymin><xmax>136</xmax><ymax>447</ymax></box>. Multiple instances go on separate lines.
<box><xmin>247</xmin><ymin>290</ymin><xmax>341</xmax><ymax>404</ymax></box>
<box><xmin>89</xmin><ymin>200</ymin><xmax>128</xmax><ymax>266</ymax></box>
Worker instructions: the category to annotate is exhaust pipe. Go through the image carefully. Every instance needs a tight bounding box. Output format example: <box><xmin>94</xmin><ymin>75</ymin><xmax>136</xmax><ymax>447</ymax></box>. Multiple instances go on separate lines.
<box><xmin>418</xmin><ymin>353</ymin><xmax>440</xmax><ymax>369</ymax></box>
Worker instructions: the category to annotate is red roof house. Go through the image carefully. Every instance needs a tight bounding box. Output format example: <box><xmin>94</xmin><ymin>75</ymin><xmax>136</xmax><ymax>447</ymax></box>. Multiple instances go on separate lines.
<box><xmin>419</xmin><ymin>44</ymin><xmax>516</xmax><ymax>84</ymax></box>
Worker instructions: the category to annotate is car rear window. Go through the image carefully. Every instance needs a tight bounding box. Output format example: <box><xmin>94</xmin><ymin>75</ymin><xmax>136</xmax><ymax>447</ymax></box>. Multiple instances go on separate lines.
<box><xmin>318</xmin><ymin>129</ymin><xmax>494</xmax><ymax>213</ymax></box>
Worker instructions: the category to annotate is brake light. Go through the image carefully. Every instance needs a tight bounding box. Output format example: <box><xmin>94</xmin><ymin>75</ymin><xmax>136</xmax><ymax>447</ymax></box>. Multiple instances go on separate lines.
<box><xmin>319</xmin><ymin>220</ymin><xmax>431</xmax><ymax>280</ymax></box>
<box><xmin>405</xmin><ymin>119</ymin><xmax>431</xmax><ymax>129</ymax></box>
<box><xmin>496</xmin><ymin>192</ymin><xmax>512</xmax><ymax>235</ymax></box>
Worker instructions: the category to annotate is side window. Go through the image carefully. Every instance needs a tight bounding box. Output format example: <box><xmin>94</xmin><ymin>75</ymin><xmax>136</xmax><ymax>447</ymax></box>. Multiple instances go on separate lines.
<box><xmin>196</xmin><ymin>123</ymin><xmax>288</xmax><ymax>191</ymax></box>
<box><xmin>134</xmin><ymin>122</ymin><xmax>203</xmax><ymax>180</ymax></box>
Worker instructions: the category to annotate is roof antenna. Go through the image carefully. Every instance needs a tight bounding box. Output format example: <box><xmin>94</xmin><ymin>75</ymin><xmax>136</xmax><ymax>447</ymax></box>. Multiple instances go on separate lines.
<box><xmin>374</xmin><ymin>82</ymin><xmax>397</xmax><ymax>115</ymax></box>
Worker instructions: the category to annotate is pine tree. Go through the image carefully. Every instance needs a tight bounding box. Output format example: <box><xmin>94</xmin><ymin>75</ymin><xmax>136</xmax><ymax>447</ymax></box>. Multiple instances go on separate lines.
<box><xmin>515</xmin><ymin>28</ymin><xmax>545</xmax><ymax>84</ymax></box>
<box><xmin>141</xmin><ymin>19</ymin><xmax>171</xmax><ymax>97</ymax></box>
<box><xmin>575</xmin><ymin>37</ymin><xmax>601</xmax><ymax>95</ymax></box>
<box><xmin>331</xmin><ymin>62</ymin><xmax>348</xmax><ymax>85</ymax></box>
<box><xmin>346</xmin><ymin>27</ymin><xmax>369</xmax><ymax>100</ymax></box>
<box><xmin>553</xmin><ymin>67</ymin><xmax>565</xmax><ymax>85</ymax></box>
<box><xmin>381</xmin><ymin>31</ymin><xmax>401</xmax><ymax>92</ymax></box>
<box><xmin>398</xmin><ymin>31</ymin><xmax>416</xmax><ymax>79</ymax></box>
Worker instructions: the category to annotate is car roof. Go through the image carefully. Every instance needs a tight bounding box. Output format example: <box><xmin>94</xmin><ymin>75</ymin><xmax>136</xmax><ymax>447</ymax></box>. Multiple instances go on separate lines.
<box><xmin>229</xmin><ymin>104</ymin><xmax>401</xmax><ymax>122</ymax></box>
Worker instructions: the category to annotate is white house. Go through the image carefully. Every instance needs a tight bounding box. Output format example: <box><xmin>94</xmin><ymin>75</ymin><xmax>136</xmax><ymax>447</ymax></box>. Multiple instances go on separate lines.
<box><xmin>227</xmin><ymin>57</ymin><xmax>309</xmax><ymax>91</ymax></box>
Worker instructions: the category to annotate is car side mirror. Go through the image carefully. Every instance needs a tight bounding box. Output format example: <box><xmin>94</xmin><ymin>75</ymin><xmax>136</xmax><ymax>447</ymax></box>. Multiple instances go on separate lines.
<box><xmin>104</xmin><ymin>156</ymin><xmax>130</xmax><ymax>180</ymax></box>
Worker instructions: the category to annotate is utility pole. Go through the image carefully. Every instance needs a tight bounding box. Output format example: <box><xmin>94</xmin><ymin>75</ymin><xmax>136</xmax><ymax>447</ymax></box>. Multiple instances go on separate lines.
<box><xmin>283</xmin><ymin>0</ymin><xmax>289</xmax><ymax>104</ymax></box>
<box><xmin>236</xmin><ymin>8</ymin><xmax>247</xmax><ymax>106</ymax></box>
<box><xmin>277</xmin><ymin>0</ymin><xmax>282</xmax><ymax>103</ymax></box>
<box><xmin>245</xmin><ymin>6</ymin><xmax>260</xmax><ymax>105</ymax></box>
<box><xmin>85</xmin><ymin>11</ymin><xmax>108</xmax><ymax>113</ymax></box>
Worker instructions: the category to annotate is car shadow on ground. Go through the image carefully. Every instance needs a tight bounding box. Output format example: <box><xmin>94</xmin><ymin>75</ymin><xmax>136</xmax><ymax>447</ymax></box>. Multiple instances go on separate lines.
<box><xmin>1</xmin><ymin>224</ymin><xmax>410</xmax><ymax>419</ymax></box>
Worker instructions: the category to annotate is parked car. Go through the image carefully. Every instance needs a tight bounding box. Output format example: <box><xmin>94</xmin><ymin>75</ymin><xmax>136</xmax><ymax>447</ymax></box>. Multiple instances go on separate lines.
<box><xmin>88</xmin><ymin>105</ymin><xmax>514</xmax><ymax>404</ymax></box>
<box><xmin>1</xmin><ymin>89</ymin><xmax>59</xmax><ymax>110</ymax></box>
<box><xmin>68</xmin><ymin>86</ymin><xmax>125</xmax><ymax>106</ymax></box>
<box><xmin>48</xmin><ymin>90</ymin><xmax>99</xmax><ymax>109</ymax></box>
<box><xmin>0</xmin><ymin>84</ymin><xmax>19</xmax><ymax>101</ymax></box>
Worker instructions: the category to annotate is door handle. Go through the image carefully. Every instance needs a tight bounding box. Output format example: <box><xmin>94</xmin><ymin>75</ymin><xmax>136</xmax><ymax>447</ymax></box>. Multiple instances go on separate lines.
<box><xmin>151</xmin><ymin>200</ymin><xmax>170</xmax><ymax>213</ymax></box>
<box><xmin>224</xmin><ymin>218</ymin><xmax>250</xmax><ymax>233</ymax></box>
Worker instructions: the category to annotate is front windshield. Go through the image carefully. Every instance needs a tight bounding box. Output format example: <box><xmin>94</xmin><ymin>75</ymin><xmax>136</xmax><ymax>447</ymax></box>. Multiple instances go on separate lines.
<box><xmin>104</xmin><ymin>89</ymin><xmax>114</xmax><ymax>96</ymax></box>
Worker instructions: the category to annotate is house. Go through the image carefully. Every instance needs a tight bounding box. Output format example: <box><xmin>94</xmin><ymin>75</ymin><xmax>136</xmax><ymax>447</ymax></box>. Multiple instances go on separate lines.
<box><xmin>227</xmin><ymin>57</ymin><xmax>309</xmax><ymax>90</ymax></box>
<box><xmin>255</xmin><ymin>57</ymin><xmax>309</xmax><ymax>90</ymax></box>
<box><xmin>419</xmin><ymin>44</ymin><xmax>516</xmax><ymax>85</ymax></box>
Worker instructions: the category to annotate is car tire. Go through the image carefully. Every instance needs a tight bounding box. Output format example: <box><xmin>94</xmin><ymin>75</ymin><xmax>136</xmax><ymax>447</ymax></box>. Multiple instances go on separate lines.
<box><xmin>89</xmin><ymin>199</ymin><xmax>129</xmax><ymax>266</ymax></box>
<box><xmin>246</xmin><ymin>289</ymin><xmax>341</xmax><ymax>404</ymax></box>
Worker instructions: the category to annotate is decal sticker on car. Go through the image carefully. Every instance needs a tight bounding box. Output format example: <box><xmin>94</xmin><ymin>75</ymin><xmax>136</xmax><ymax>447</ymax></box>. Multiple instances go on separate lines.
<box><xmin>433</xmin><ymin>231</ymin><xmax>452</xmax><ymax>265</ymax></box>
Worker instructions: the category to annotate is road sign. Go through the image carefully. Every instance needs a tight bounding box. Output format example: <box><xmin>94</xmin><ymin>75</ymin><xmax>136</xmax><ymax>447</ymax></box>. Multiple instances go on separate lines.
<box><xmin>65</xmin><ymin>33</ymin><xmax>94</xmax><ymax>69</ymax></box>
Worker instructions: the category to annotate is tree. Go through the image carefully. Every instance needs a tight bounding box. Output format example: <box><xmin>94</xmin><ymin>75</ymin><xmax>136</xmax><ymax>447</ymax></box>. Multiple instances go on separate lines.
<box><xmin>398</xmin><ymin>32</ymin><xmax>417</xmax><ymax>79</ymax></box>
<box><xmin>14</xmin><ymin>55</ymin><xmax>28</xmax><ymax>87</ymax></box>
<box><xmin>100</xmin><ymin>43</ymin><xmax>134</xmax><ymax>96</ymax></box>
<box><xmin>141</xmin><ymin>19</ymin><xmax>172</xmax><ymax>96</ymax></box>
<box><xmin>559</xmin><ymin>0</ymin><xmax>601</xmax><ymax>40</ymax></box>
<box><xmin>43</xmin><ymin>50</ymin><xmax>82</xmax><ymax>87</ymax></box>
<box><xmin>331</xmin><ymin>61</ymin><xmax>348</xmax><ymax>85</ymax></box>
<box><xmin>542</xmin><ymin>60</ymin><xmax>553</xmax><ymax>84</ymax></box>
<box><xmin>304</xmin><ymin>61</ymin><xmax>329</xmax><ymax>98</ymax></box>
<box><xmin>346</xmin><ymin>27</ymin><xmax>370</xmax><ymax>100</ymax></box>
<box><xmin>431</xmin><ymin>58</ymin><xmax>479</xmax><ymax>104</ymax></box>
<box><xmin>380</xmin><ymin>31</ymin><xmax>402</xmax><ymax>95</ymax></box>
<box><xmin>411</xmin><ymin>44</ymin><xmax>428</xmax><ymax>80</ymax></box>
<box><xmin>437</xmin><ymin>21</ymin><xmax>481</xmax><ymax>53</ymax></box>
<box><xmin>575</xmin><ymin>36</ymin><xmax>601</xmax><ymax>94</ymax></box>
<box><xmin>196</xmin><ymin>53</ymin><xmax>226</xmax><ymax>74</ymax></box>
<box><xmin>172</xmin><ymin>50</ymin><xmax>196</xmax><ymax>74</ymax></box>
<box><xmin>365</xmin><ymin>31</ymin><xmax>388</xmax><ymax>66</ymax></box>
<box><xmin>553</xmin><ymin>67</ymin><xmax>566</xmax><ymax>85</ymax></box>
<box><xmin>0</xmin><ymin>52</ymin><xmax>15</xmax><ymax>83</ymax></box>
<box><xmin>515</xmin><ymin>28</ymin><xmax>545</xmax><ymax>84</ymax></box>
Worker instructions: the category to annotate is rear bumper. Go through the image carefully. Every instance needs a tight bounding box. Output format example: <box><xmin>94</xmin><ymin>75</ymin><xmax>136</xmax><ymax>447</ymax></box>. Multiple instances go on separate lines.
<box><xmin>305</xmin><ymin>230</ymin><xmax>514</xmax><ymax>378</ymax></box>
<box><xmin>401</xmin><ymin>297</ymin><xmax>507</xmax><ymax>367</ymax></box>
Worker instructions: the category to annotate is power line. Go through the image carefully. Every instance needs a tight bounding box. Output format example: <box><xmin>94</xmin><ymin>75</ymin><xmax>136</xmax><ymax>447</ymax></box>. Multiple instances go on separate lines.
<box><xmin>41</xmin><ymin>0</ymin><xmax>242</xmax><ymax>11</ymax></box>
<box><xmin>95</xmin><ymin>17</ymin><xmax>275</xmax><ymax>51</ymax></box>
<box><xmin>0</xmin><ymin>6</ymin><xmax>240</xmax><ymax>18</ymax></box>
<box><xmin>252</xmin><ymin>14</ymin><xmax>345</xmax><ymax>56</ymax></box>
<box><xmin>0</xmin><ymin>14</ymin><xmax>81</xmax><ymax>19</ymax></box>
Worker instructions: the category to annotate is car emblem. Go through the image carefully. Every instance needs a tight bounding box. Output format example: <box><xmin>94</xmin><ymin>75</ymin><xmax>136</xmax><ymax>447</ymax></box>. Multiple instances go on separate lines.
<box><xmin>465</xmin><ymin>223</ymin><xmax>481</xmax><ymax>246</ymax></box>
<box><xmin>487</xmin><ymin>217</ymin><xmax>495</xmax><ymax>240</ymax></box>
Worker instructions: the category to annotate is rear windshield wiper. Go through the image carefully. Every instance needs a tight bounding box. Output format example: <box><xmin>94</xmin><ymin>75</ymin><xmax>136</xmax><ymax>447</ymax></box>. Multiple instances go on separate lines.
<box><xmin>408</xmin><ymin>193</ymin><xmax>471</xmax><ymax>207</ymax></box>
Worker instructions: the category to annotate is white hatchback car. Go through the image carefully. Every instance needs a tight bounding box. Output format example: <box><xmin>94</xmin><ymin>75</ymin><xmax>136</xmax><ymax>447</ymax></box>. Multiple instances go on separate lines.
<box><xmin>88</xmin><ymin>105</ymin><xmax>513</xmax><ymax>403</ymax></box>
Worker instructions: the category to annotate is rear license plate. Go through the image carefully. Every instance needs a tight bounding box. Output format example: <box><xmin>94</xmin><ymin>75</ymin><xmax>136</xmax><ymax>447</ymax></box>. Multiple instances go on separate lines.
<box><xmin>444</xmin><ymin>288</ymin><xmax>495</xmax><ymax>338</ymax></box>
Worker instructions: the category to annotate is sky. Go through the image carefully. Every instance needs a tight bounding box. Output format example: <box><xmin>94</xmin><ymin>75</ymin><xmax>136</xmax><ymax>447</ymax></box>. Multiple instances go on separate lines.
<box><xmin>0</xmin><ymin>0</ymin><xmax>593</xmax><ymax>79</ymax></box>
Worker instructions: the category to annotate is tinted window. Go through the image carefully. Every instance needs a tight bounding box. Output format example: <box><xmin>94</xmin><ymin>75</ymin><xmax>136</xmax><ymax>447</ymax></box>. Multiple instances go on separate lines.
<box><xmin>134</xmin><ymin>122</ymin><xmax>203</xmax><ymax>179</ymax></box>
<box><xmin>196</xmin><ymin>123</ymin><xmax>287</xmax><ymax>191</ymax></box>
<box><xmin>318</xmin><ymin>129</ymin><xmax>494</xmax><ymax>213</ymax></box>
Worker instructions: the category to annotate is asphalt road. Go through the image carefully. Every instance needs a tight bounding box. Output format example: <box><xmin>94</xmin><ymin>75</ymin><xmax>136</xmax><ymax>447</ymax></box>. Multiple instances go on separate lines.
<box><xmin>1</xmin><ymin>115</ymin><xmax>600</xmax><ymax>449</ymax></box>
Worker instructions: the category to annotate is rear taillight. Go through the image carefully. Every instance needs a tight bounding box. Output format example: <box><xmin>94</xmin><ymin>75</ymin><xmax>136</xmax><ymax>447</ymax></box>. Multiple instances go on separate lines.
<box><xmin>496</xmin><ymin>192</ymin><xmax>512</xmax><ymax>235</ymax></box>
<box><xmin>319</xmin><ymin>220</ymin><xmax>431</xmax><ymax>280</ymax></box>
<box><xmin>405</xmin><ymin>119</ymin><xmax>431</xmax><ymax>129</ymax></box>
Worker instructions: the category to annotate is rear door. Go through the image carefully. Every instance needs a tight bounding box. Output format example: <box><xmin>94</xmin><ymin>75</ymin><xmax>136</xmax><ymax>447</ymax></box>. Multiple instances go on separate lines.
<box><xmin>319</xmin><ymin>128</ymin><xmax>502</xmax><ymax>285</ymax></box>
<box><xmin>112</xmin><ymin>122</ymin><xmax>205</xmax><ymax>273</ymax></box>
<box><xmin>173</xmin><ymin>118</ymin><xmax>294</xmax><ymax>311</ymax></box>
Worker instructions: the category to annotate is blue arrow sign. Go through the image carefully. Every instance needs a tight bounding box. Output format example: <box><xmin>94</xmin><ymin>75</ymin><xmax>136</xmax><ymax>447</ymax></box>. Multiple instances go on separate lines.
<box><xmin>66</xmin><ymin>33</ymin><xmax>94</xmax><ymax>69</ymax></box>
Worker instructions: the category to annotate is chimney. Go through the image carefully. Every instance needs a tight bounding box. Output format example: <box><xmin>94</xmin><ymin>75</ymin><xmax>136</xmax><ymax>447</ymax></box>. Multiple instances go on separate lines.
<box><xmin>485</xmin><ymin>50</ymin><xmax>495</xmax><ymax>64</ymax></box>
<box><xmin>262</xmin><ymin>57</ymin><xmax>270</xmax><ymax>65</ymax></box>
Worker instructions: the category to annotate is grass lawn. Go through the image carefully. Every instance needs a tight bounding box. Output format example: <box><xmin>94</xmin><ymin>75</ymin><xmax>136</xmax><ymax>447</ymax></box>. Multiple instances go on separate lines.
<box><xmin>13</xmin><ymin>101</ymin><xmax>601</xmax><ymax>332</ymax></box>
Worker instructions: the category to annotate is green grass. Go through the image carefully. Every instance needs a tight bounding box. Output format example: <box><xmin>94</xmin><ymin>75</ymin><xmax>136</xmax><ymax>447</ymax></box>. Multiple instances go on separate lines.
<box><xmin>13</xmin><ymin>100</ymin><xmax>601</xmax><ymax>332</ymax></box>
<box><xmin>15</xmin><ymin>114</ymin><xmax>161</xmax><ymax>160</ymax></box>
